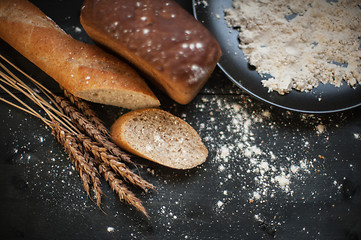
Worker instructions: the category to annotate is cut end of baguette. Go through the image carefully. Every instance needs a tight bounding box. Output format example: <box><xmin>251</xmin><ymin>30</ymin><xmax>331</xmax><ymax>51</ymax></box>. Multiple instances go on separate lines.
<box><xmin>75</xmin><ymin>89</ymin><xmax>160</xmax><ymax>109</ymax></box>
<box><xmin>110</xmin><ymin>108</ymin><xmax>208</xmax><ymax>169</ymax></box>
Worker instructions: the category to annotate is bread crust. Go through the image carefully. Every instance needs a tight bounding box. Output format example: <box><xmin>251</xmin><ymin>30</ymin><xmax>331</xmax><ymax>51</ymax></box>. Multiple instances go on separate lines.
<box><xmin>110</xmin><ymin>110</ymin><xmax>149</xmax><ymax>160</ymax></box>
<box><xmin>0</xmin><ymin>0</ymin><xmax>160</xmax><ymax>109</ymax></box>
<box><xmin>80</xmin><ymin>0</ymin><xmax>222</xmax><ymax>104</ymax></box>
<box><xmin>110</xmin><ymin>108</ymin><xmax>208</xmax><ymax>169</ymax></box>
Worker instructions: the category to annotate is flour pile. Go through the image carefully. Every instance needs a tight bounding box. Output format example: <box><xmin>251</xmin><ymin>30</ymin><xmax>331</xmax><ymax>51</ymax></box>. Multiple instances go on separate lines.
<box><xmin>225</xmin><ymin>0</ymin><xmax>361</xmax><ymax>94</ymax></box>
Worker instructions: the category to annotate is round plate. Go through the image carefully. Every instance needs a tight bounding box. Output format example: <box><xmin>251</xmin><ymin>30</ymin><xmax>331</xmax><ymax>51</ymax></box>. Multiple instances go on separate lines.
<box><xmin>192</xmin><ymin>0</ymin><xmax>361</xmax><ymax>113</ymax></box>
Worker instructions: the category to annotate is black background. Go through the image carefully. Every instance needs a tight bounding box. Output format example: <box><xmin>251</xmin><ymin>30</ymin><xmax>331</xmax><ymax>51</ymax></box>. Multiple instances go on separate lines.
<box><xmin>0</xmin><ymin>1</ymin><xmax>360</xmax><ymax>239</ymax></box>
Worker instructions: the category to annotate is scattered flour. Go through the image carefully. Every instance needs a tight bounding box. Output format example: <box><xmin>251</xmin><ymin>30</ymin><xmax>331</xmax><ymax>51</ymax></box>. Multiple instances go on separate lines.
<box><xmin>74</xmin><ymin>26</ymin><xmax>82</xmax><ymax>33</ymax></box>
<box><xmin>354</xmin><ymin>133</ymin><xmax>360</xmax><ymax>140</ymax></box>
<box><xmin>316</xmin><ymin>124</ymin><xmax>326</xmax><ymax>134</ymax></box>
<box><xmin>224</xmin><ymin>0</ymin><xmax>361</xmax><ymax>94</ymax></box>
<box><xmin>194</xmin><ymin>0</ymin><xmax>209</xmax><ymax>7</ymax></box>
<box><xmin>198</xmin><ymin>95</ymin><xmax>332</xmax><ymax>205</ymax></box>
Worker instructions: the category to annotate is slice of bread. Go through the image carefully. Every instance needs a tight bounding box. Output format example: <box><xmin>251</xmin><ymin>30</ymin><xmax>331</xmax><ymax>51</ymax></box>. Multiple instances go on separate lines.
<box><xmin>110</xmin><ymin>108</ymin><xmax>208</xmax><ymax>169</ymax></box>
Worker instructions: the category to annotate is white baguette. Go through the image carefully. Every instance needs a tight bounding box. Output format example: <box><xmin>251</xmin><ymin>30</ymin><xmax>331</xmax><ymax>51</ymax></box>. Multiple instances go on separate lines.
<box><xmin>0</xmin><ymin>0</ymin><xmax>160</xmax><ymax>109</ymax></box>
<box><xmin>110</xmin><ymin>108</ymin><xmax>208</xmax><ymax>169</ymax></box>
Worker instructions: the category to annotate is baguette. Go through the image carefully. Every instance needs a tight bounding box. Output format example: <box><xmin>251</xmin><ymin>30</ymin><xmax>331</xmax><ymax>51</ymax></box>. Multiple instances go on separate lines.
<box><xmin>0</xmin><ymin>0</ymin><xmax>160</xmax><ymax>109</ymax></box>
<box><xmin>110</xmin><ymin>108</ymin><xmax>208</xmax><ymax>169</ymax></box>
<box><xmin>80</xmin><ymin>0</ymin><xmax>222</xmax><ymax>105</ymax></box>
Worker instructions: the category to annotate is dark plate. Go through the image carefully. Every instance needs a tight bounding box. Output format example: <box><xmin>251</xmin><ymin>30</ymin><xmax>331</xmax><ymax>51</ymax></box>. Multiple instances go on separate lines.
<box><xmin>192</xmin><ymin>0</ymin><xmax>361</xmax><ymax>113</ymax></box>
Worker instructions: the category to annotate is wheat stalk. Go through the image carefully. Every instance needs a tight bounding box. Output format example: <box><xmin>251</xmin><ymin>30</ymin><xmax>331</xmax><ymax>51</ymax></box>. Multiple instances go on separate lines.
<box><xmin>99</xmin><ymin>164</ymin><xmax>149</xmax><ymax>218</ymax></box>
<box><xmin>55</xmin><ymin>96</ymin><xmax>134</xmax><ymax>164</ymax></box>
<box><xmin>54</xmin><ymin>95</ymin><xmax>153</xmax><ymax>191</ymax></box>
<box><xmin>62</xmin><ymin>88</ymin><xmax>109</xmax><ymax>136</ymax></box>
<box><xmin>78</xmin><ymin>134</ymin><xmax>155</xmax><ymax>191</ymax></box>
<box><xmin>0</xmin><ymin>78</ymin><xmax>102</xmax><ymax>204</ymax></box>
<box><xmin>0</xmin><ymin>55</ymin><xmax>153</xmax><ymax>217</ymax></box>
<box><xmin>51</xmin><ymin>121</ymin><xmax>103</xmax><ymax>205</ymax></box>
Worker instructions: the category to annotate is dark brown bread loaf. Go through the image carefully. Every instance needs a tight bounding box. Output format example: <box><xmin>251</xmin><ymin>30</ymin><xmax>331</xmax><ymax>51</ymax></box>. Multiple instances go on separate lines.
<box><xmin>80</xmin><ymin>0</ymin><xmax>222</xmax><ymax>104</ymax></box>
<box><xmin>0</xmin><ymin>0</ymin><xmax>160</xmax><ymax>109</ymax></box>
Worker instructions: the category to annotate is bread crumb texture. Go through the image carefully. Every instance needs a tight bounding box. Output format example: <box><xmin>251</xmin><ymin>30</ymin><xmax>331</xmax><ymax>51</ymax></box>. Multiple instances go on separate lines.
<box><xmin>76</xmin><ymin>89</ymin><xmax>159</xmax><ymax>109</ymax></box>
<box><xmin>111</xmin><ymin>109</ymin><xmax>208</xmax><ymax>169</ymax></box>
<box><xmin>225</xmin><ymin>0</ymin><xmax>361</xmax><ymax>94</ymax></box>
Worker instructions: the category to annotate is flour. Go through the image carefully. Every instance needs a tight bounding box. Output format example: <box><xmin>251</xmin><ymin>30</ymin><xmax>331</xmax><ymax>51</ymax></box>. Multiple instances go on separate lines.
<box><xmin>224</xmin><ymin>0</ymin><xmax>361</xmax><ymax>94</ymax></box>
<box><xmin>194</xmin><ymin>0</ymin><xmax>209</xmax><ymax>7</ymax></box>
<box><xmin>316</xmin><ymin>124</ymin><xmax>326</xmax><ymax>134</ymax></box>
<box><xmin>197</xmin><ymin>95</ymin><xmax>337</xmax><ymax>207</ymax></box>
<box><xmin>354</xmin><ymin>133</ymin><xmax>360</xmax><ymax>140</ymax></box>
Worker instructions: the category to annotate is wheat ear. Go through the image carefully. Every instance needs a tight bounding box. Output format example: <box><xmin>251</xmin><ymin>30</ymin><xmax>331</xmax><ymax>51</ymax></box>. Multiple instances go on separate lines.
<box><xmin>55</xmin><ymin>96</ymin><xmax>133</xmax><ymax>163</ymax></box>
<box><xmin>62</xmin><ymin>89</ymin><xmax>110</xmax><ymax>137</ymax></box>
<box><xmin>99</xmin><ymin>164</ymin><xmax>149</xmax><ymax>218</ymax></box>
<box><xmin>51</xmin><ymin>121</ymin><xmax>103</xmax><ymax>207</ymax></box>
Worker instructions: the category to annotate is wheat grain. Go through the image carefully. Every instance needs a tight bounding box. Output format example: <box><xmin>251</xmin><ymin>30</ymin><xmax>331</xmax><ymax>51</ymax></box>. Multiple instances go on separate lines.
<box><xmin>99</xmin><ymin>164</ymin><xmax>149</xmax><ymax>218</ymax></box>
<box><xmin>0</xmin><ymin>56</ymin><xmax>154</xmax><ymax>217</ymax></box>
<box><xmin>78</xmin><ymin>134</ymin><xmax>154</xmax><ymax>191</ymax></box>
<box><xmin>55</xmin><ymin>96</ymin><xmax>133</xmax><ymax>164</ymax></box>
<box><xmin>63</xmin><ymin>89</ymin><xmax>109</xmax><ymax>136</ymax></box>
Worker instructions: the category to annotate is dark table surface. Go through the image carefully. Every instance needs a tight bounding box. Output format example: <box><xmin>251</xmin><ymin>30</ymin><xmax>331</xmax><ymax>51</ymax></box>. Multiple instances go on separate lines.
<box><xmin>1</xmin><ymin>1</ymin><xmax>360</xmax><ymax>240</ymax></box>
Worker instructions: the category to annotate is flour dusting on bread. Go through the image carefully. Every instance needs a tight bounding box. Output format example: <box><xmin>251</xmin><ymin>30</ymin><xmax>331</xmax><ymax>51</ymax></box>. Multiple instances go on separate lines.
<box><xmin>80</xmin><ymin>0</ymin><xmax>222</xmax><ymax>104</ymax></box>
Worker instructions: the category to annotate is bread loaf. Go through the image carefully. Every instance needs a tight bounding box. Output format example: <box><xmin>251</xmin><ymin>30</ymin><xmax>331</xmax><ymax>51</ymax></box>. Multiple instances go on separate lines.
<box><xmin>80</xmin><ymin>0</ymin><xmax>222</xmax><ymax>105</ymax></box>
<box><xmin>110</xmin><ymin>108</ymin><xmax>208</xmax><ymax>169</ymax></box>
<box><xmin>0</xmin><ymin>0</ymin><xmax>160</xmax><ymax>109</ymax></box>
